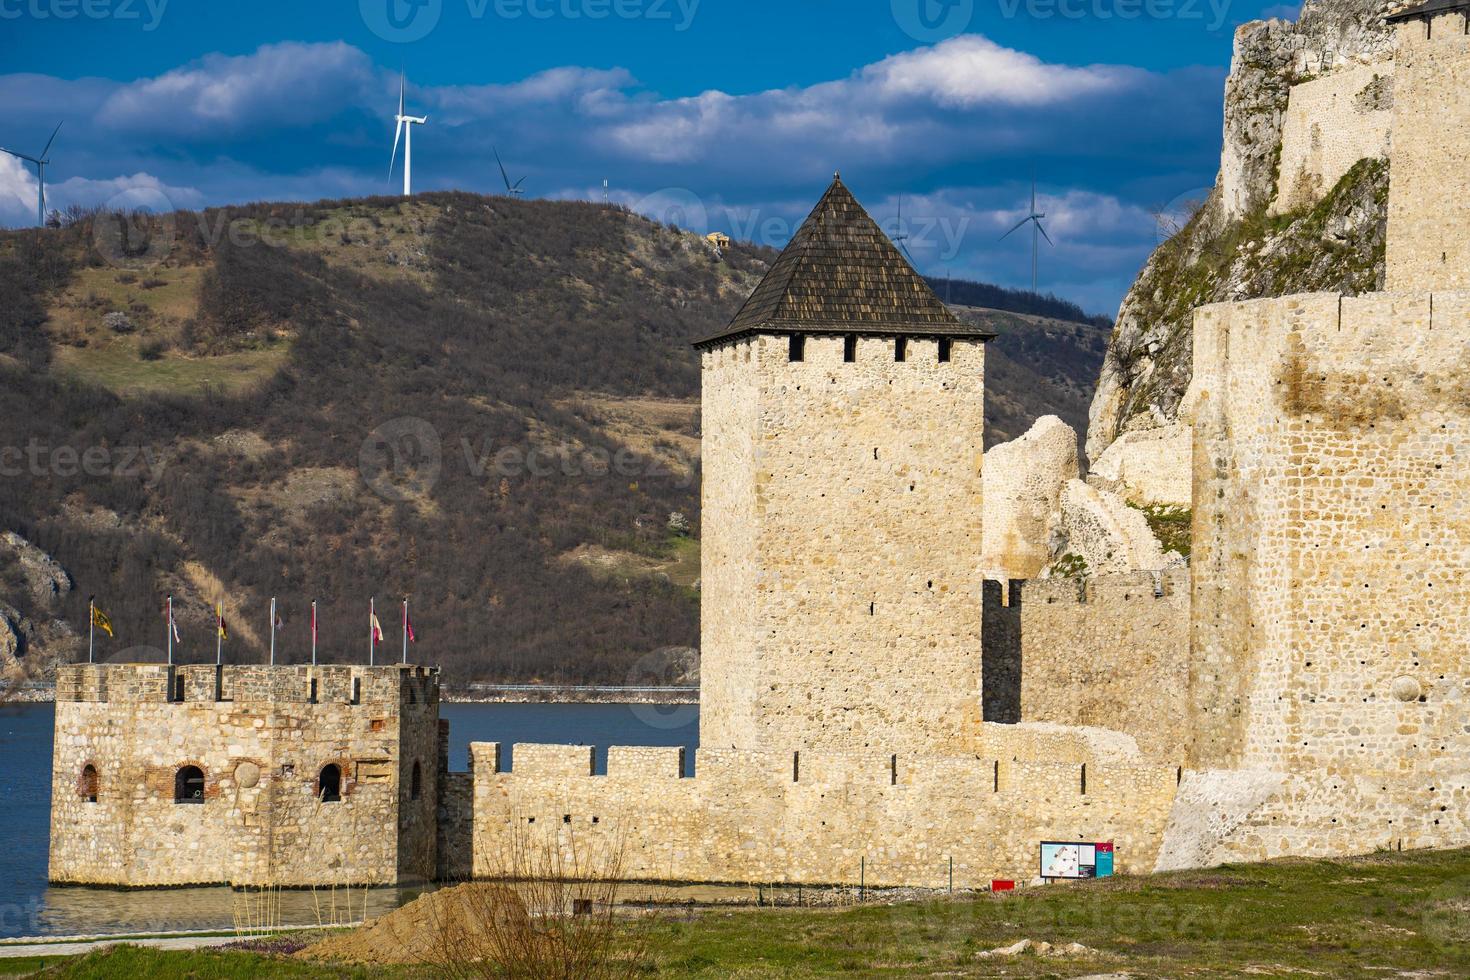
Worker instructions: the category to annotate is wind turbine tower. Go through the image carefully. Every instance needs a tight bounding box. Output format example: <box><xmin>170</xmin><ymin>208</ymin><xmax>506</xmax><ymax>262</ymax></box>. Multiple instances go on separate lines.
<box><xmin>390</xmin><ymin>73</ymin><xmax>428</xmax><ymax>197</ymax></box>
<box><xmin>1000</xmin><ymin>175</ymin><xmax>1053</xmax><ymax>293</ymax></box>
<box><xmin>1</xmin><ymin>122</ymin><xmax>62</xmax><ymax>226</ymax></box>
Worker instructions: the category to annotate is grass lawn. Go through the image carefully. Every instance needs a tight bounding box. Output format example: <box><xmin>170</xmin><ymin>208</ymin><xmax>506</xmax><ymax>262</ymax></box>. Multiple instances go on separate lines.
<box><xmin>52</xmin><ymin>339</ymin><xmax>288</xmax><ymax>397</ymax></box>
<box><xmin>18</xmin><ymin>847</ymin><xmax>1470</xmax><ymax>978</ymax></box>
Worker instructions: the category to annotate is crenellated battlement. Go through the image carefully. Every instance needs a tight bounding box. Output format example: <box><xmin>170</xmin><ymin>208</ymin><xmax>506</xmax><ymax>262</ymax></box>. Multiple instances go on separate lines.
<box><xmin>55</xmin><ymin>662</ymin><xmax>439</xmax><ymax>708</ymax></box>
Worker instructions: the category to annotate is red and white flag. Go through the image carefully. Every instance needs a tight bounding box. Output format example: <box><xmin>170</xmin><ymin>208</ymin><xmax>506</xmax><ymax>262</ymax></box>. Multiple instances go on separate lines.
<box><xmin>404</xmin><ymin>600</ymin><xmax>416</xmax><ymax>644</ymax></box>
<box><xmin>370</xmin><ymin>609</ymin><xmax>384</xmax><ymax>645</ymax></box>
<box><xmin>310</xmin><ymin>601</ymin><xmax>318</xmax><ymax>646</ymax></box>
<box><xmin>164</xmin><ymin>598</ymin><xmax>181</xmax><ymax>643</ymax></box>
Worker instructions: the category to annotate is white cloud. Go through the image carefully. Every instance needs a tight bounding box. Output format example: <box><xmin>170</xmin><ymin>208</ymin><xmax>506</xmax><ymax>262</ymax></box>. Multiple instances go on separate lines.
<box><xmin>99</xmin><ymin>42</ymin><xmax>376</xmax><ymax>137</ymax></box>
<box><xmin>48</xmin><ymin>172</ymin><xmax>206</xmax><ymax>214</ymax></box>
<box><xmin>861</xmin><ymin>36</ymin><xmax>1134</xmax><ymax>108</ymax></box>
<box><xmin>0</xmin><ymin>154</ymin><xmax>40</xmax><ymax>226</ymax></box>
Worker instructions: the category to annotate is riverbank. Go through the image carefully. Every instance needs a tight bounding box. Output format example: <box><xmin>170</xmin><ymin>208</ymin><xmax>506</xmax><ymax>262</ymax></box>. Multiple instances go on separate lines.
<box><xmin>11</xmin><ymin>847</ymin><xmax>1470</xmax><ymax>977</ymax></box>
<box><xmin>5</xmin><ymin>683</ymin><xmax>698</xmax><ymax>705</ymax></box>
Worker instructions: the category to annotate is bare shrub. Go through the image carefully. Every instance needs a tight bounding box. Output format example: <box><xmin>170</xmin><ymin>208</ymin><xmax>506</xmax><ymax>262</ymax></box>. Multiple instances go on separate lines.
<box><xmin>412</xmin><ymin>818</ymin><xmax>652</xmax><ymax>979</ymax></box>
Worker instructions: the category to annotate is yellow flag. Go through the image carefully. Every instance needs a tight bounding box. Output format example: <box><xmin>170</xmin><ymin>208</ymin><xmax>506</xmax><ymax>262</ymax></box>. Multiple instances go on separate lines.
<box><xmin>90</xmin><ymin>604</ymin><xmax>114</xmax><ymax>638</ymax></box>
<box><xmin>216</xmin><ymin>601</ymin><xmax>228</xmax><ymax>640</ymax></box>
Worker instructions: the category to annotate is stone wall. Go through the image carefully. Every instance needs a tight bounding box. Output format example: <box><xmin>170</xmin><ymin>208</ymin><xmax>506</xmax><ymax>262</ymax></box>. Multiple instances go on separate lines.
<box><xmin>1386</xmin><ymin>22</ymin><xmax>1470</xmax><ymax>290</ymax></box>
<box><xmin>1271</xmin><ymin>63</ymin><xmax>1392</xmax><ymax>216</ymax></box>
<box><xmin>1184</xmin><ymin>289</ymin><xmax>1470</xmax><ymax>856</ymax></box>
<box><xmin>49</xmin><ymin>663</ymin><xmax>440</xmax><ymax>887</ymax></box>
<box><xmin>1087</xmin><ymin>423</ymin><xmax>1193</xmax><ymax>507</ymax></box>
<box><xmin>469</xmin><ymin>739</ymin><xmax>1179</xmax><ymax>888</ymax></box>
<box><xmin>982</xmin><ymin>571</ymin><xmax>1191</xmax><ymax>763</ymax></box>
<box><xmin>699</xmin><ymin>333</ymin><xmax>988</xmax><ymax>755</ymax></box>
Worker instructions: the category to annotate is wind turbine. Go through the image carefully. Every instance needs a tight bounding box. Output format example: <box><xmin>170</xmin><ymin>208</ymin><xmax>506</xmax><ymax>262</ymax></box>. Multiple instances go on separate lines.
<box><xmin>389</xmin><ymin>73</ymin><xmax>428</xmax><ymax>197</ymax></box>
<box><xmin>1000</xmin><ymin>174</ymin><xmax>1053</xmax><ymax>293</ymax></box>
<box><xmin>494</xmin><ymin>149</ymin><xmax>526</xmax><ymax>198</ymax></box>
<box><xmin>892</xmin><ymin>194</ymin><xmax>918</xmax><ymax>266</ymax></box>
<box><xmin>1</xmin><ymin>122</ymin><xmax>62</xmax><ymax>226</ymax></box>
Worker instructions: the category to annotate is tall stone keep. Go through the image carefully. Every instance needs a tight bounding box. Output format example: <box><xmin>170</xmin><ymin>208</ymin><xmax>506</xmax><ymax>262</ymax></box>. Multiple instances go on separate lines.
<box><xmin>695</xmin><ymin>175</ymin><xmax>994</xmax><ymax>755</ymax></box>
<box><xmin>1385</xmin><ymin>0</ymin><xmax>1470</xmax><ymax>290</ymax></box>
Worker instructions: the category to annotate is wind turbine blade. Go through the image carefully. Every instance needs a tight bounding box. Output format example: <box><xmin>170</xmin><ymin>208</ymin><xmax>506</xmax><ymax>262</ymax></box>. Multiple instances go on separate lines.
<box><xmin>40</xmin><ymin>121</ymin><xmax>62</xmax><ymax>160</ymax></box>
<box><xmin>399</xmin><ymin>73</ymin><xmax>406</xmax><ymax>117</ymax></box>
<box><xmin>513</xmin><ymin>176</ymin><xmax>526</xmax><ymax>190</ymax></box>
<box><xmin>898</xmin><ymin>239</ymin><xmax>917</xmax><ymax>264</ymax></box>
<box><xmin>1037</xmin><ymin>220</ymin><xmax>1054</xmax><ymax>247</ymax></box>
<box><xmin>999</xmin><ymin>216</ymin><xmax>1031</xmax><ymax>240</ymax></box>
<box><xmin>494</xmin><ymin>148</ymin><xmax>512</xmax><ymax>192</ymax></box>
<box><xmin>390</xmin><ymin>120</ymin><xmax>403</xmax><ymax>178</ymax></box>
<box><xmin>0</xmin><ymin>147</ymin><xmax>40</xmax><ymax>164</ymax></box>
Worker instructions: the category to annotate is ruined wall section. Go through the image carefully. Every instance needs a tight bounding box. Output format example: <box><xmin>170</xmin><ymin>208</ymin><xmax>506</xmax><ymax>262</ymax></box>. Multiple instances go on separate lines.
<box><xmin>49</xmin><ymin>663</ymin><xmax>439</xmax><ymax>888</ymax></box>
<box><xmin>470</xmin><ymin>741</ymin><xmax>1178</xmax><ymax>888</ymax></box>
<box><xmin>1272</xmin><ymin>63</ymin><xmax>1393</xmax><ymax>215</ymax></box>
<box><xmin>701</xmin><ymin>333</ymin><xmax>987</xmax><ymax>755</ymax></box>
<box><xmin>1386</xmin><ymin>21</ymin><xmax>1470</xmax><ymax>290</ymax></box>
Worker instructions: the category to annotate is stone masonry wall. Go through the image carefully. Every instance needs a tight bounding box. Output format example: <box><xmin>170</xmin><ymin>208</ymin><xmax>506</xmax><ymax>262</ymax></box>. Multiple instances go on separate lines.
<box><xmin>1386</xmin><ymin>21</ymin><xmax>1470</xmax><ymax>290</ymax></box>
<box><xmin>699</xmin><ymin>334</ymin><xmax>987</xmax><ymax>755</ymax></box>
<box><xmin>469</xmin><ymin>740</ymin><xmax>1178</xmax><ymax>888</ymax></box>
<box><xmin>983</xmin><ymin>571</ymin><xmax>1191</xmax><ymax>764</ymax></box>
<box><xmin>1182</xmin><ymin>289</ymin><xmax>1470</xmax><ymax>858</ymax></box>
<box><xmin>1271</xmin><ymin>62</ymin><xmax>1393</xmax><ymax>216</ymax></box>
<box><xmin>50</xmin><ymin>663</ymin><xmax>440</xmax><ymax>887</ymax></box>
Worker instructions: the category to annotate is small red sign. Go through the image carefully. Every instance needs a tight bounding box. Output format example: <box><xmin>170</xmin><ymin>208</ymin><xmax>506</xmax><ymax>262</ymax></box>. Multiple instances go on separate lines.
<box><xmin>991</xmin><ymin>879</ymin><xmax>1015</xmax><ymax>891</ymax></box>
<box><xmin>1096</xmin><ymin>842</ymin><xmax>1114</xmax><ymax>854</ymax></box>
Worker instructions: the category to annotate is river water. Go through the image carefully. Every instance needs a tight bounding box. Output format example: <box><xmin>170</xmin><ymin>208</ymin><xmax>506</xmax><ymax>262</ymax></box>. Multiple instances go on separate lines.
<box><xmin>0</xmin><ymin>700</ymin><xmax>699</xmax><ymax>939</ymax></box>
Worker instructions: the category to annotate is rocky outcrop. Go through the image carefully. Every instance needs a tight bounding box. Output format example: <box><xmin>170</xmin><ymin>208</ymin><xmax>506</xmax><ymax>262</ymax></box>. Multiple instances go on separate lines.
<box><xmin>982</xmin><ymin>416</ymin><xmax>1079</xmax><ymax>581</ymax></box>
<box><xmin>1087</xmin><ymin>0</ymin><xmax>1393</xmax><ymax>465</ymax></box>
<box><xmin>1089</xmin><ymin>422</ymin><xmax>1192</xmax><ymax>507</ymax></box>
<box><xmin>1051</xmin><ymin>480</ymin><xmax>1176</xmax><ymax>576</ymax></box>
<box><xmin>0</xmin><ymin>531</ymin><xmax>72</xmax><ymax>608</ymax></box>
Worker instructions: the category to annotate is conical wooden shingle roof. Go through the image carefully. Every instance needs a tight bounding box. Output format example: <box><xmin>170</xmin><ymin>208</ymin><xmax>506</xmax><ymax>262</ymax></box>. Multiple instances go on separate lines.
<box><xmin>696</xmin><ymin>174</ymin><xmax>993</xmax><ymax>349</ymax></box>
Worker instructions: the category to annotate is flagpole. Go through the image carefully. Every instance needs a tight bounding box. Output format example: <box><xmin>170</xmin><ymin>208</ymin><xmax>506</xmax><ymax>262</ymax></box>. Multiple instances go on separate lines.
<box><xmin>216</xmin><ymin>601</ymin><xmax>222</xmax><ymax>666</ymax></box>
<box><xmin>167</xmin><ymin>595</ymin><xmax>173</xmax><ymax>666</ymax></box>
<box><xmin>269</xmin><ymin>597</ymin><xmax>276</xmax><ymax>666</ymax></box>
<box><xmin>402</xmin><ymin>598</ymin><xmax>407</xmax><ymax>665</ymax></box>
<box><xmin>311</xmin><ymin>600</ymin><xmax>317</xmax><ymax>666</ymax></box>
<box><xmin>369</xmin><ymin>597</ymin><xmax>375</xmax><ymax>667</ymax></box>
<box><xmin>88</xmin><ymin>597</ymin><xmax>94</xmax><ymax>664</ymax></box>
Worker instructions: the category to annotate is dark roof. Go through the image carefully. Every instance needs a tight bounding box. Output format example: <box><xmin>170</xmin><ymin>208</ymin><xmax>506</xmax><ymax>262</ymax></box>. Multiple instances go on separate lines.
<box><xmin>695</xmin><ymin>174</ymin><xmax>994</xmax><ymax>349</ymax></box>
<box><xmin>1386</xmin><ymin>0</ymin><xmax>1470</xmax><ymax>21</ymax></box>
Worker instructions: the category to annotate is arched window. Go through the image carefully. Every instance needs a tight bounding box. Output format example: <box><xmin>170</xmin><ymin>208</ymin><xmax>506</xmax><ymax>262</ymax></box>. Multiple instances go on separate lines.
<box><xmin>174</xmin><ymin>765</ymin><xmax>204</xmax><ymax>804</ymax></box>
<box><xmin>80</xmin><ymin>764</ymin><xmax>99</xmax><ymax>803</ymax></box>
<box><xmin>411</xmin><ymin>761</ymin><xmax>422</xmax><ymax>801</ymax></box>
<box><xmin>318</xmin><ymin>764</ymin><xmax>342</xmax><ymax>803</ymax></box>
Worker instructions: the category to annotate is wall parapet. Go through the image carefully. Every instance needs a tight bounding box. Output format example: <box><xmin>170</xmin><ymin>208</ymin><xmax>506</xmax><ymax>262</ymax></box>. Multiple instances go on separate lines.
<box><xmin>53</xmin><ymin>663</ymin><xmax>438</xmax><ymax>708</ymax></box>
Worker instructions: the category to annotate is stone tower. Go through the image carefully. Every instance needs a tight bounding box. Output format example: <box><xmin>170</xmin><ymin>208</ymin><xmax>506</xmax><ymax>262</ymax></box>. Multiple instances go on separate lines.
<box><xmin>695</xmin><ymin>175</ymin><xmax>994</xmax><ymax>755</ymax></box>
<box><xmin>1385</xmin><ymin>0</ymin><xmax>1470</xmax><ymax>290</ymax></box>
<box><xmin>49</xmin><ymin>663</ymin><xmax>441</xmax><ymax>887</ymax></box>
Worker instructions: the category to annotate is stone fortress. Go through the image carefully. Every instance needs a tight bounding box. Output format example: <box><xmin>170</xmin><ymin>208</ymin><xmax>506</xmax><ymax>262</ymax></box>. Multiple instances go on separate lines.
<box><xmin>49</xmin><ymin>0</ymin><xmax>1470</xmax><ymax>889</ymax></box>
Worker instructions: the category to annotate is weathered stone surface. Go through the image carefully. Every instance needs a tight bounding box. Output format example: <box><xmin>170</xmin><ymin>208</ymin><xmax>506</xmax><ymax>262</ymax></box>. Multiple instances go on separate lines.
<box><xmin>1051</xmin><ymin>481</ymin><xmax>1171</xmax><ymax>576</ymax></box>
<box><xmin>982</xmin><ymin>415</ymin><xmax>1078</xmax><ymax>581</ymax></box>
<box><xmin>1088</xmin><ymin>423</ymin><xmax>1192</xmax><ymax>507</ymax></box>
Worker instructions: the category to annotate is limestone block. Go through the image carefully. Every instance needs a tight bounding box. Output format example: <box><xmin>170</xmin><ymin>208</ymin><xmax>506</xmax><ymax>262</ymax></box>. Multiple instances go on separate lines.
<box><xmin>982</xmin><ymin>416</ymin><xmax>1079</xmax><ymax>581</ymax></box>
<box><xmin>1087</xmin><ymin>422</ymin><xmax>1192</xmax><ymax>507</ymax></box>
<box><xmin>1052</xmin><ymin>480</ymin><xmax>1170</xmax><ymax>575</ymax></box>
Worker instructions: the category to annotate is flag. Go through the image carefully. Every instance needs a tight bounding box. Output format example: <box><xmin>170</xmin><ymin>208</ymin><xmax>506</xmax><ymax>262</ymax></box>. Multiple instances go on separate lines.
<box><xmin>90</xmin><ymin>600</ymin><xmax>114</xmax><ymax>638</ymax></box>
<box><xmin>370</xmin><ymin>612</ymin><xmax>383</xmax><ymax>645</ymax></box>
<box><xmin>404</xmin><ymin>602</ymin><xmax>416</xmax><ymax>644</ymax></box>
<box><xmin>164</xmin><ymin>599</ymin><xmax>181</xmax><ymax>643</ymax></box>
<box><xmin>216</xmin><ymin>602</ymin><xmax>228</xmax><ymax>641</ymax></box>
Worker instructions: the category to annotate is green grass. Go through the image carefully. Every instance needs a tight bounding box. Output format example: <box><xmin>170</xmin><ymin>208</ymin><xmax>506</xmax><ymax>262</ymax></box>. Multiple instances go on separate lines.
<box><xmin>52</xmin><ymin>338</ymin><xmax>288</xmax><ymax>396</ymax></box>
<box><xmin>31</xmin><ymin>848</ymin><xmax>1470</xmax><ymax>978</ymax></box>
<box><xmin>1129</xmin><ymin>502</ymin><xmax>1192</xmax><ymax>558</ymax></box>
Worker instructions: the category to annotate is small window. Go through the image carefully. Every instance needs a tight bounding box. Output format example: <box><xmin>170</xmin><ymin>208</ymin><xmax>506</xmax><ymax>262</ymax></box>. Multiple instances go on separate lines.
<box><xmin>937</xmin><ymin>338</ymin><xmax>951</xmax><ymax>363</ymax></box>
<box><xmin>319</xmin><ymin>764</ymin><xmax>342</xmax><ymax>803</ymax></box>
<box><xmin>309</xmin><ymin>678</ymin><xmax>318</xmax><ymax>704</ymax></box>
<box><xmin>843</xmin><ymin>335</ymin><xmax>857</xmax><ymax>362</ymax></box>
<box><xmin>80</xmin><ymin>764</ymin><xmax>99</xmax><ymax>803</ymax></box>
<box><xmin>175</xmin><ymin>765</ymin><xmax>204</xmax><ymax>804</ymax></box>
<box><xmin>351</xmin><ymin>678</ymin><xmax>361</xmax><ymax>705</ymax></box>
<box><xmin>411</xmin><ymin>761</ymin><xmax>422</xmax><ymax>801</ymax></box>
<box><xmin>894</xmin><ymin>337</ymin><xmax>908</xmax><ymax>362</ymax></box>
<box><xmin>788</xmin><ymin>334</ymin><xmax>805</xmax><ymax>362</ymax></box>
<box><xmin>172</xmin><ymin>675</ymin><xmax>185</xmax><ymax>702</ymax></box>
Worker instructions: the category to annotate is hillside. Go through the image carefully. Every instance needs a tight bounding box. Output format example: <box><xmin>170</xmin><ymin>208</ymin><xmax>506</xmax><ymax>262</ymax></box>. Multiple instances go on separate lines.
<box><xmin>0</xmin><ymin>193</ymin><xmax>1104</xmax><ymax>685</ymax></box>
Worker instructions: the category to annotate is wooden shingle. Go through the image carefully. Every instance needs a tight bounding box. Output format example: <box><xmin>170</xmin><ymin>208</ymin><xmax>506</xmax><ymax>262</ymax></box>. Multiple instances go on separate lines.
<box><xmin>696</xmin><ymin>174</ymin><xmax>994</xmax><ymax>349</ymax></box>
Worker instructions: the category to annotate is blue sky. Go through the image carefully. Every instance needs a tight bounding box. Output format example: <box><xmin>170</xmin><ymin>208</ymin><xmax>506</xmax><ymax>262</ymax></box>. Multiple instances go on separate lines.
<box><xmin>0</xmin><ymin>0</ymin><xmax>1300</xmax><ymax>315</ymax></box>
